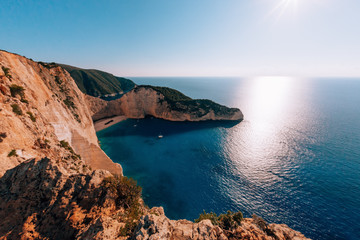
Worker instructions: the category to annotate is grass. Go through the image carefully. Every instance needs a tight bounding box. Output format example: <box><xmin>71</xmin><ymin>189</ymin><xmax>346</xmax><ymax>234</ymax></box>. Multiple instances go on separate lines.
<box><xmin>8</xmin><ymin>149</ymin><xmax>18</xmax><ymax>157</ymax></box>
<box><xmin>11</xmin><ymin>104</ymin><xmax>23</xmax><ymax>115</ymax></box>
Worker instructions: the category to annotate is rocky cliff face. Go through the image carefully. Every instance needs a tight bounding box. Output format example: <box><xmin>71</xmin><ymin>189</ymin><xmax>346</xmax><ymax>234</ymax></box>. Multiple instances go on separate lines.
<box><xmin>0</xmin><ymin>50</ymin><xmax>121</xmax><ymax>176</ymax></box>
<box><xmin>134</xmin><ymin>207</ymin><xmax>310</xmax><ymax>240</ymax></box>
<box><xmin>0</xmin><ymin>51</ymin><xmax>309</xmax><ymax>239</ymax></box>
<box><xmin>87</xmin><ymin>86</ymin><xmax>243</xmax><ymax>122</ymax></box>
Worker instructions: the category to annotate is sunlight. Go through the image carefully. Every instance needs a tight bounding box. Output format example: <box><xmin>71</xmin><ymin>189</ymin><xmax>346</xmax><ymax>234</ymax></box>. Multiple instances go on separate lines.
<box><xmin>224</xmin><ymin>77</ymin><xmax>296</xmax><ymax>170</ymax></box>
<box><xmin>267</xmin><ymin>0</ymin><xmax>299</xmax><ymax>19</ymax></box>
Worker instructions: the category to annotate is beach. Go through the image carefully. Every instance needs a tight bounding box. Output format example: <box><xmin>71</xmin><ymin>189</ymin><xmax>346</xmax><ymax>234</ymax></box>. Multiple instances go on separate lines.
<box><xmin>94</xmin><ymin>116</ymin><xmax>127</xmax><ymax>132</ymax></box>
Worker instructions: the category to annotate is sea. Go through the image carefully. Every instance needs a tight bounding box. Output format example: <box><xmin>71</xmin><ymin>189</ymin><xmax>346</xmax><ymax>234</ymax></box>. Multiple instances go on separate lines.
<box><xmin>97</xmin><ymin>77</ymin><xmax>360</xmax><ymax>240</ymax></box>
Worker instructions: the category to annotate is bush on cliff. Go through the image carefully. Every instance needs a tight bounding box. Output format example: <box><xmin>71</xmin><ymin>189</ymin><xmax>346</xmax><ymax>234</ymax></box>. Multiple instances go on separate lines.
<box><xmin>9</xmin><ymin>84</ymin><xmax>25</xmax><ymax>98</ymax></box>
<box><xmin>102</xmin><ymin>175</ymin><xmax>142</xmax><ymax>236</ymax></box>
<box><xmin>11</xmin><ymin>104</ymin><xmax>23</xmax><ymax>115</ymax></box>
<box><xmin>195</xmin><ymin>210</ymin><xmax>243</xmax><ymax>230</ymax></box>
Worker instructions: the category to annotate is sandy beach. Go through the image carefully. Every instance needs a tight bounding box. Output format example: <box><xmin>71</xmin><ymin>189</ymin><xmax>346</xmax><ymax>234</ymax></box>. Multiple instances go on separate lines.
<box><xmin>94</xmin><ymin>116</ymin><xmax>127</xmax><ymax>132</ymax></box>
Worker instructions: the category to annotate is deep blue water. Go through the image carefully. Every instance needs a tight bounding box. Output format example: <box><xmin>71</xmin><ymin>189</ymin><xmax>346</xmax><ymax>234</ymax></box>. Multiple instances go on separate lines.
<box><xmin>97</xmin><ymin>77</ymin><xmax>360</xmax><ymax>240</ymax></box>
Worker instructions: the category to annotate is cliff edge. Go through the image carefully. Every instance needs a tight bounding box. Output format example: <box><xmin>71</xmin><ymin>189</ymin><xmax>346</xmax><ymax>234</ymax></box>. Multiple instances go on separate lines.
<box><xmin>0</xmin><ymin>51</ymin><xmax>309</xmax><ymax>239</ymax></box>
<box><xmin>0</xmin><ymin>50</ymin><xmax>121</xmax><ymax>176</ymax></box>
<box><xmin>87</xmin><ymin>85</ymin><xmax>243</xmax><ymax>122</ymax></box>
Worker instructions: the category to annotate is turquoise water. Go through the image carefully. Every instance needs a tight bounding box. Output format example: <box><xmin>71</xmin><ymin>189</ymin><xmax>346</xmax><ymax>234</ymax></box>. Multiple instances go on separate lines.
<box><xmin>97</xmin><ymin>77</ymin><xmax>360</xmax><ymax>240</ymax></box>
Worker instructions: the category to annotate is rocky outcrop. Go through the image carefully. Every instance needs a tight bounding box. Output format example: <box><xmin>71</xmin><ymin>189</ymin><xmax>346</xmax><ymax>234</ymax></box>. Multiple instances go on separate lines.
<box><xmin>88</xmin><ymin>86</ymin><xmax>243</xmax><ymax>122</ymax></box>
<box><xmin>0</xmin><ymin>51</ymin><xmax>309</xmax><ymax>239</ymax></box>
<box><xmin>0</xmin><ymin>157</ymin><xmax>129</xmax><ymax>239</ymax></box>
<box><xmin>0</xmin><ymin>50</ymin><xmax>121</xmax><ymax>176</ymax></box>
<box><xmin>134</xmin><ymin>208</ymin><xmax>310</xmax><ymax>240</ymax></box>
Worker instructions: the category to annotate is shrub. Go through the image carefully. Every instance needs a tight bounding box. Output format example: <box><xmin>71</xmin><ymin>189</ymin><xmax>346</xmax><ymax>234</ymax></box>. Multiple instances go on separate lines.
<box><xmin>194</xmin><ymin>210</ymin><xmax>219</xmax><ymax>225</ymax></box>
<box><xmin>2</xmin><ymin>66</ymin><xmax>12</xmax><ymax>79</ymax></box>
<box><xmin>102</xmin><ymin>175</ymin><xmax>142</xmax><ymax>209</ymax></box>
<box><xmin>38</xmin><ymin>61</ymin><xmax>57</xmax><ymax>69</ymax></box>
<box><xmin>9</xmin><ymin>84</ymin><xmax>25</xmax><ymax>98</ymax></box>
<box><xmin>63</xmin><ymin>96</ymin><xmax>76</xmax><ymax>109</ymax></box>
<box><xmin>0</xmin><ymin>132</ymin><xmax>7</xmax><ymax>143</ymax></box>
<box><xmin>26</xmin><ymin>111</ymin><xmax>36</xmax><ymax>122</ymax></box>
<box><xmin>194</xmin><ymin>210</ymin><xmax>243</xmax><ymax>230</ymax></box>
<box><xmin>60</xmin><ymin>140</ymin><xmax>81</xmax><ymax>159</ymax></box>
<box><xmin>8</xmin><ymin>149</ymin><xmax>18</xmax><ymax>157</ymax></box>
<box><xmin>102</xmin><ymin>175</ymin><xmax>142</xmax><ymax>236</ymax></box>
<box><xmin>35</xmin><ymin>138</ymin><xmax>49</xmax><ymax>149</ymax></box>
<box><xmin>55</xmin><ymin>76</ymin><xmax>62</xmax><ymax>84</ymax></box>
<box><xmin>11</xmin><ymin>104</ymin><xmax>23</xmax><ymax>115</ymax></box>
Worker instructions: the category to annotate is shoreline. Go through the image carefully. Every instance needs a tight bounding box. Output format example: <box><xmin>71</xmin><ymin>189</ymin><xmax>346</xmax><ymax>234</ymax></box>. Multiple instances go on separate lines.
<box><xmin>94</xmin><ymin>116</ymin><xmax>127</xmax><ymax>132</ymax></box>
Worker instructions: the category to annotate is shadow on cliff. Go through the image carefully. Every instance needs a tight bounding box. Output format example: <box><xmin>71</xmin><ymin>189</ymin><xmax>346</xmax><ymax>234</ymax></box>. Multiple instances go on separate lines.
<box><xmin>98</xmin><ymin>117</ymin><xmax>241</xmax><ymax>138</ymax></box>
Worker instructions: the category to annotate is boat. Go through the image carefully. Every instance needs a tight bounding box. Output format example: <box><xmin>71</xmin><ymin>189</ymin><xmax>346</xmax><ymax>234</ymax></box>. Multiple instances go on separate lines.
<box><xmin>158</xmin><ymin>134</ymin><xmax>163</xmax><ymax>139</ymax></box>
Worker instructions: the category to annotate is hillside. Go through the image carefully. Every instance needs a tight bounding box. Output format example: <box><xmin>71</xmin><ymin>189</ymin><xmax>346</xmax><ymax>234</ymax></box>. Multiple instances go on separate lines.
<box><xmin>59</xmin><ymin>64</ymin><xmax>135</xmax><ymax>97</ymax></box>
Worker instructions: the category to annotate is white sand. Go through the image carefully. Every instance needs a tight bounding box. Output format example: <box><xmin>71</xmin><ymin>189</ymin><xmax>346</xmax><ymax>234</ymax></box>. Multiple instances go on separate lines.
<box><xmin>94</xmin><ymin>116</ymin><xmax>127</xmax><ymax>132</ymax></box>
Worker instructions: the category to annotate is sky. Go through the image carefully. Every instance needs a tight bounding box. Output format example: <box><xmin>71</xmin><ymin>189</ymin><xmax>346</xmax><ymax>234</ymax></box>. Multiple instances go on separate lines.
<box><xmin>0</xmin><ymin>0</ymin><xmax>359</xmax><ymax>77</ymax></box>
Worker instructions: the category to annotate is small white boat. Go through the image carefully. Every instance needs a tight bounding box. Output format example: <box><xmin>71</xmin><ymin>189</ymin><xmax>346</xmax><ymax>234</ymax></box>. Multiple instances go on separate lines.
<box><xmin>134</xmin><ymin>124</ymin><xmax>137</xmax><ymax>127</ymax></box>
<box><xmin>158</xmin><ymin>134</ymin><xmax>163</xmax><ymax>139</ymax></box>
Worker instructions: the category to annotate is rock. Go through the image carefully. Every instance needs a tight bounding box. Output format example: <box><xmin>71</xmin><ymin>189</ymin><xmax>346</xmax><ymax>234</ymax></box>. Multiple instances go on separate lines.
<box><xmin>88</xmin><ymin>86</ymin><xmax>243</xmax><ymax>122</ymax></box>
<box><xmin>133</xmin><ymin>208</ymin><xmax>310</xmax><ymax>240</ymax></box>
<box><xmin>0</xmin><ymin>50</ymin><xmax>121</xmax><ymax>176</ymax></box>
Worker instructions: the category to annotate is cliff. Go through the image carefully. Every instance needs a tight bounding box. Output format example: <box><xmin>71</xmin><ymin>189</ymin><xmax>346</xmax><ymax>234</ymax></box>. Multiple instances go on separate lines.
<box><xmin>0</xmin><ymin>50</ymin><xmax>308</xmax><ymax>239</ymax></box>
<box><xmin>0</xmin><ymin>50</ymin><xmax>121</xmax><ymax>176</ymax></box>
<box><xmin>87</xmin><ymin>85</ymin><xmax>243</xmax><ymax>122</ymax></box>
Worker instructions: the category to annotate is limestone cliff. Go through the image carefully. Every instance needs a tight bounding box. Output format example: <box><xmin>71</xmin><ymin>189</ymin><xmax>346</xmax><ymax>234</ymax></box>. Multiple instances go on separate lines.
<box><xmin>87</xmin><ymin>85</ymin><xmax>243</xmax><ymax>122</ymax></box>
<box><xmin>0</xmin><ymin>51</ymin><xmax>309</xmax><ymax>240</ymax></box>
<box><xmin>0</xmin><ymin>50</ymin><xmax>121</xmax><ymax>176</ymax></box>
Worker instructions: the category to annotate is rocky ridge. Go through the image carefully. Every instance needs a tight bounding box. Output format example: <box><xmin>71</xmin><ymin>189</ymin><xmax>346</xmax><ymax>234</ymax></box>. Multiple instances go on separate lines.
<box><xmin>0</xmin><ymin>50</ymin><xmax>121</xmax><ymax>176</ymax></box>
<box><xmin>0</xmin><ymin>50</ymin><xmax>309</xmax><ymax>239</ymax></box>
<box><xmin>87</xmin><ymin>85</ymin><xmax>243</xmax><ymax>122</ymax></box>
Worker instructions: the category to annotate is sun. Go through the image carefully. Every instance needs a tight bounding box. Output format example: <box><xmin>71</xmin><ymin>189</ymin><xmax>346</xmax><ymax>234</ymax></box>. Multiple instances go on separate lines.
<box><xmin>268</xmin><ymin>0</ymin><xmax>300</xmax><ymax>19</ymax></box>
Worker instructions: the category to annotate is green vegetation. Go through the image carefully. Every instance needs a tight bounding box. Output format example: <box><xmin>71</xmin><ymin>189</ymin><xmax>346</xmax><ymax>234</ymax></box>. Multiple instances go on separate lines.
<box><xmin>9</xmin><ymin>84</ymin><xmax>29</xmax><ymax>103</ymax></box>
<box><xmin>38</xmin><ymin>61</ymin><xmax>57</xmax><ymax>69</ymax></box>
<box><xmin>102</xmin><ymin>175</ymin><xmax>142</xmax><ymax>236</ymax></box>
<box><xmin>139</xmin><ymin>85</ymin><xmax>239</xmax><ymax>117</ymax></box>
<box><xmin>59</xmin><ymin>64</ymin><xmax>135</xmax><ymax>97</ymax></box>
<box><xmin>35</xmin><ymin>138</ymin><xmax>50</xmax><ymax>149</ymax></box>
<box><xmin>8</xmin><ymin>149</ymin><xmax>18</xmax><ymax>157</ymax></box>
<box><xmin>11</xmin><ymin>104</ymin><xmax>23</xmax><ymax>115</ymax></box>
<box><xmin>60</xmin><ymin>140</ymin><xmax>81</xmax><ymax>160</ymax></box>
<box><xmin>0</xmin><ymin>132</ymin><xmax>7</xmax><ymax>143</ymax></box>
<box><xmin>9</xmin><ymin>84</ymin><xmax>25</xmax><ymax>98</ymax></box>
<box><xmin>2</xmin><ymin>66</ymin><xmax>12</xmax><ymax>79</ymax></box>
<box><xmin>54</xmin><ymin>75</ymin><xmax>62</xmax><ymax>84</ymax></box>
<box><xmin>63</xmin><ymin>96</ymin><xmax>76</xmax><ymax>109</ymax></box>
<box><xmin>194</xmin><ymin>210</ymin><xmax>243</xmax><ymax>230</ymax></box>
<box><xmin>26</xmin><ymin>111</ymin><xmax>36</xmax><ymax>122</ymax></box>
<box><xmin>139</xmin><ymin>85</ymin><xmax>192</xmax><ymax>101</ymax></box>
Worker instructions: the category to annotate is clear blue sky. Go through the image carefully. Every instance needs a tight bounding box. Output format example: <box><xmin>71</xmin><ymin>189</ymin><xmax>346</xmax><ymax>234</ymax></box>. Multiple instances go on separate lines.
<box><xmin>1</xmin><ymin>0</ymin><xmax>359</xmax><ymax>77</ymax></box>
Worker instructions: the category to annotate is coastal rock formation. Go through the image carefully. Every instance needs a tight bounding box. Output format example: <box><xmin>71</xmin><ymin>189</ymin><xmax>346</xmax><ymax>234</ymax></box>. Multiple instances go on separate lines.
<box><xmin>87</xmin><ymin>86</ymin><xmax>243</xmax><ymax>122</ymax></box>
<box><xmin>0</xmin><ymin>51</ymin><xmax>308</xmax><ymax>239</ymax></box>
<box><xmin>134</xmin><ymin>207</ymin><xmax>310</xmax><ymax>240</ymax></box>
<box><xmin>0</xmin><ymin>157</ymin><xmax>129</xmax><ymax>239</ymax></box>
<box><xmin>0</xmin><ymin>50</ymin><xmax>121</xmax><ymax>176</ymax></box>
